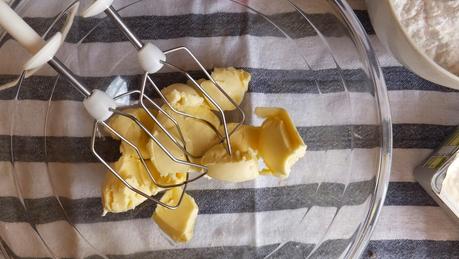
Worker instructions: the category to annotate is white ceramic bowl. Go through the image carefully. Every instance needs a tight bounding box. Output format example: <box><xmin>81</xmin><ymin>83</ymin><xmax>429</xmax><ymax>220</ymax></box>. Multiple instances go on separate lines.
<box><xmin>366</xmin><ymin>0</ymin><xmax>459</xmax><ymax>90</ymax></box>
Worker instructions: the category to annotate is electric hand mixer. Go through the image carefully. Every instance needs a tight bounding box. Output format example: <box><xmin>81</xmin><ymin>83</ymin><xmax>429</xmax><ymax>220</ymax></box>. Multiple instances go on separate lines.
<box><xmin>0</xmin><ymin>0</ymin><xmax>245</xmax><ymax>209</ymax></box>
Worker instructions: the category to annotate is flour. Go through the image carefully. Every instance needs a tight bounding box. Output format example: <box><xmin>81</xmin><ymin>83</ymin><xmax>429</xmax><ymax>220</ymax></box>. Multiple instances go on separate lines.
<box><xmin>390</xmin><ymin>0</ymin><xmax>459</xmax><ymax>76</ymax></box>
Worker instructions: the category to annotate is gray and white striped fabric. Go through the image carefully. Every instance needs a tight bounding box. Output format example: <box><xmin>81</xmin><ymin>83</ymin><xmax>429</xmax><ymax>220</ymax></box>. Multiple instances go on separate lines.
<box><xmin>0</xmin><ymin>0</ymin><xmax>458</xmax><ymax>258</ymax></box>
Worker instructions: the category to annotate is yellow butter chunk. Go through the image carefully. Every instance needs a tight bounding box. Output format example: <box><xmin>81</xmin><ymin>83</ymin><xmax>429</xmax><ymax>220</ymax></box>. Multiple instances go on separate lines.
<box><xmin>98</xmin><ymin>66</ymin><xmax>311</xmax><ymax>244</ymax></box>
<box><xmin>161</xmin><ymin>83</ymin><xmax>205</xmax><ymax>108</ymax></box>
<box><xmin>153</xmin><ymin>188</ymin><xmax>198</xmax><ymax>243</ymax></box>
<box><xmin>174</xmin><ymin>114</ymin><xmax>220</xmax><ymax>157</ymax></box>
<box><xmin>198</xmin><ymin>67</ymin><xmax>251</xmax><ymax>111</ymax></box>
<box><xmin>200</xmin><ymin>125</ymin><xmax>261</xmax><ymax>183</ymax></box>
<box><xmin>155</xmin><ymin>104</ymin><xmax>221</xmax><ymax>157</ymax></box>
<box><xmin>102</xmin><ymin>155</ymin><xmax>159</xmax><ymax>214</ymax></box>
<box><xmin>147</xmin><ymin>130</ymin><xmax>191</xmax><ymax>176</ymax></box>
<box><xmin>255</xmin><ymin>107</ymin><xmax>306</xmax><ymax>178</ymax></box>
<box><xmin>223</xmin><ymin>123</ymin><xmax>261</xmax><ymax>152</ymax></box>
<box><xmin>146</xmin><ymin>160</ymin><xmax>187</xmax><ymax>187</ymax></box>
<box><xmin>107</xmin><ymin>108</ymin><xmax>156</xmax><ymax>159</ymax></box>
<box><xmin>156</xmin><ymin>107</ymin><xmax>220</xmax><ymax>156</ymax></box>
<box><xmin>156</xmin><ymin>84</ymin><xmax>221</xmax><ymax>157</ymax></box>
<box><xmin>201</xmin><ymin>144</ymin><xmax>259</xmax><ymax>182</ymax></box>
<box><xmin>156</xmin><ymin>104</ymin><xmax>220</xmax><ymax>131</ymax></box>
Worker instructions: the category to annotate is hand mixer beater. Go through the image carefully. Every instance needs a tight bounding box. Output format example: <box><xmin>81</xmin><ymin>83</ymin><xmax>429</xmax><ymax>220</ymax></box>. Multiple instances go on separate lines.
<box><xmin>0</xmin><ymin>0</ymin><xmax>245</xmax><ymax>209</ymax></box>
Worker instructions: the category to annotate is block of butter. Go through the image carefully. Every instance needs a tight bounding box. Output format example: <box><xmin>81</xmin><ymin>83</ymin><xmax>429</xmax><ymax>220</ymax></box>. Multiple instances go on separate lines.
<box><xmin>102</xmin><ymin>156</ymin><xmax>186</xmax><ymax>214</ymax></box>
<box><xmin>150</xmin><ymin>83</ymin><xmax>221</xmax><ymax>173</ymax></box>
<box><xmin>107</xmin><ymin>108</ymin><xmax>156</xmax><ymax>159</ymax></box>
<box><xmin>198</xmin><ymin>67</ymin><xmax>251</xmax><ymax>111</ymax></box>
<box><xmin>159</xmin><ymin>83</ymin><xmax>221</xmax><ymax>156</ymax></box>
<box><xmin>155</xmin><ymin>103</ymin><xmax>221</xmax><ymax>157</ymax></box>
<box><xmin>224</xmin><ymin>123</ymin><xmax>261</xmax><ymax>152</ymax></box>
<box><xmin>201</xmin><ymin>124</ymin><xmax>261</xmax><ymax>182</ymax></box>
<box><xmin>201</xmin><ymin>144</ymin><xmax>260</xmax><ymax>183</ymax></box>
<box><xmin>102</xmin><ymin>155</ymin><xmax>160</xmax><ymax>214</ymax></box>
<box><xmin>256</xmin><ymin>107</ymin><xmax>307</xmax><ymax>178</ymax></box>
<box><xmin>153</xmin><ymin>188</ymin><xmax>198</xmax><ymax>243</ymax></box>
<box><xmin>146</xmin><ymin>160</ymin><xmax>187</xmax><ymax>187</ymax></box>
<box><xmin>161</xmin><ymin>83</ymin><xmax>205</xmax><ymax>108</ymax></box>
<box><xmin>157</xmin><ymin>83</ymin><xmax>219</xmax><ymax>126</ymax></box>
<box><xmin>100</xmin><ymin>67</ymin><xmax>309</xmax><ymax>243</ymax></box>
<box><xmin>200</xmin><ymin>108</ymin><xmax>307</xmax><ymax>182</ymax></box>
<box><xmin>147</xmin><ymin>130</ymin><xmax>191</xmax><ymax>176</ymax></box>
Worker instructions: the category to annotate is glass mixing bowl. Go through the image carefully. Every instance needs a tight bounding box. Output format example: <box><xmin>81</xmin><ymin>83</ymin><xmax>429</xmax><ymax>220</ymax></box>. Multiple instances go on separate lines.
<box><xmin>0</xmin><ymin>0</ymin><xmax>392</xmax><ymax>258</ymax></box>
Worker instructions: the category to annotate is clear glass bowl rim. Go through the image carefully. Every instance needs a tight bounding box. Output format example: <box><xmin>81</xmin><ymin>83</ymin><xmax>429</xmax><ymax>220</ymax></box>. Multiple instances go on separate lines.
<box><xmin>1</xmin><ymin>0</ymin><xmax>393</xmax><ymax>258</ymax></box>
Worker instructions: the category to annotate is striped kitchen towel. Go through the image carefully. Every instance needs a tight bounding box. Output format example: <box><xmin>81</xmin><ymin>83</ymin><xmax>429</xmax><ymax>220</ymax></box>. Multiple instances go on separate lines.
<box><xmin>0</xmin><ymin>0</ymin><xmax>458</xmax><ymax>258</ymax></box>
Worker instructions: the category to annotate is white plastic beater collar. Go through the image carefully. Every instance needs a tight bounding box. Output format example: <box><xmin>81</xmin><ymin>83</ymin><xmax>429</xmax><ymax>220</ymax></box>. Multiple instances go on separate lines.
<box><xmin>23</xmin><ymin>32</ymin><xmax>62</xmax><ymax>71</ymax></box>
<box><xmin>137</xmin><ymin>43</ymin><xmax>166</xmax><ymax>73</ymax></box>
<box><xmin>81</xmin><ymin>1</ymin><xmax>166</xmax><ymax>73</ymax></box>
<box><xmin>83</xmin><ymin>89</ymin><xmax>117</xmax><ymax>121</ymax></box>
<box><xmin>81</xmin><ymin>0</ymin><xmax>114</xmax><ymax>18</ymax></box>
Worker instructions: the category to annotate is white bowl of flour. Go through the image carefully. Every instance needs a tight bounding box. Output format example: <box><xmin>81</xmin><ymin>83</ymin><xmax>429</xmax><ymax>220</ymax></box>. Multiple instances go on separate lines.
<box><xmin>366</xmin><ymin>0</ymin><xmax>459</xmax><ymax>90</ymax></box>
